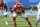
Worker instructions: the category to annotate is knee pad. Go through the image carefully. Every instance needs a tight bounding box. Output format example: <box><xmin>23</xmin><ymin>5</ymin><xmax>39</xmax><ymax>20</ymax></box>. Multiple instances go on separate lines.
<box><xmin>4</xmin><ymin>12</ymin><xmax>7</xmax><ymax>15</ymax></box>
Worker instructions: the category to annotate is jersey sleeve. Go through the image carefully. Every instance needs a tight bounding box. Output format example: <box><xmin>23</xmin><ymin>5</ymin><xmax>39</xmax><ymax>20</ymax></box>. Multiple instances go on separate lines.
<box><xmin>21</xmin><ymin>5</ymin><xmax>24</xmax><ymax>10</ymax></box>
<box><xmin>3</xmin><ymin>2</ymin><xmax>6</xmax><ymax>5</ymax></box>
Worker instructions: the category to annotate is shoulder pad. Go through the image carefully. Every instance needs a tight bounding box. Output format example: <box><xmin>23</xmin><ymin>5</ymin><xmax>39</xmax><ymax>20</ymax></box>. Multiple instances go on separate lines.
<box><xmin>21</xmin><ymin>5</ymin><xmax>24</xmax><ymax>7</ymax></box>
<box><xmin>3</xmin><ymin>2</ymin><xmax>6</xmax><ymax>5</ymax></box>
<box><xmin>13</xmin><ymin>5</ymin><xmax>17</xmax><ymax>9</ymax></box>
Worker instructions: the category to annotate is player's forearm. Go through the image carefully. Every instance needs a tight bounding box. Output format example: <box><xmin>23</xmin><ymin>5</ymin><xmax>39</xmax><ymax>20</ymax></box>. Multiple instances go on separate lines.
<box><xmin>22</xmin><ymin>13</ymin><xmax>25</xmax><ymax>16</ymax></box>
<box><xmin>22</xmin><ymin>10</ymin><xmax>25</xmax><ymax>16</ymax></box>
<box><xmin>11</xmin><ymin>9</ymin><xmax>14</xmax><ymax>12</ymax></box>
<box><xmin>22</xmin><ymin>10</ymin><xmax>25</xmax><ymax>13</ymax></box>
<box><xmin>30</xmin><ymin>6</ymin><xmax>37</xmax><ymax>10</ymax></box>
<box><xmin>31</xmin><ymin>7</ymin><xmax>34</xmax><ymax>10</ymax></box>
<box><xmin>30</xmin><ymin>7</ymin><xmax>34</xmax><ymax>13</ymax></box>
<box><xmin>30</xmin><ymin>7</ymin><xmax>35</xmax><ymax>11</ymax></box>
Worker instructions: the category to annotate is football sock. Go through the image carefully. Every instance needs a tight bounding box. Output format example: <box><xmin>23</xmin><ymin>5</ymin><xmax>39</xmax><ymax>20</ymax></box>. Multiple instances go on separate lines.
<box><xmin>13</xmin><ymin>17</ymin><xmax>16</xmax><ymax>27</ymax></box>
<box><xmin>14</xmin><ymin>23</ymin><xmax>16</xmax><ymax>27</ymax></box>
<box><xmin>5</xmin><ymin>15</ymin><xmax>7</xmax><ymax>22</ymax></box>
<box><xmin>25</xmin><ymin>17</ymin><xmax>32</xmax><ymax>27</ymax></box>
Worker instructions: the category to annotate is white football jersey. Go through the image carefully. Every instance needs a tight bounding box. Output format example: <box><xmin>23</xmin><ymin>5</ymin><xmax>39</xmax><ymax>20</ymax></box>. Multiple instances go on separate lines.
<box><xmin>37</xmin><ymin>5</ymin><xmax>40</xmax><ymax>13</ymax></box>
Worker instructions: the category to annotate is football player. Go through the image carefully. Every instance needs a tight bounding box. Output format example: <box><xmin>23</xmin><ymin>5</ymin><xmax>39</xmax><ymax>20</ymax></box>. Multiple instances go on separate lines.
<box><xmin>30</xmin><ymin>2</ymin><xmax>40</xmax><ymax>26</ymax></box>
<box><xmin>0</xmin><ymin>0</ymin><xmax>8</xmax><ymax>25</ymax></box>
<box><xmin>11</xmin><ymin>1</ymin><xmax>32</xmax><ymax>27</ymax></box>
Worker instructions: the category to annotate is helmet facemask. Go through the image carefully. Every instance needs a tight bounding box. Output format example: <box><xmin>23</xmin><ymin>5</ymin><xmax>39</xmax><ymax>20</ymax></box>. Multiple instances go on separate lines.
<box><xmin>16</xmin><ymin>1</ymin><xmax>21</xmax><ymax>7</ymax></box>
<box><xmin>17</xmin><ymin>3</ymin><xmax>21</xmax><ymax>7</ymax></box>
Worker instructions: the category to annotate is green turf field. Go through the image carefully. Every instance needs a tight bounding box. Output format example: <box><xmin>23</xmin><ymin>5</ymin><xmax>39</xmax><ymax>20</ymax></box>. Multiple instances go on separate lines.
<box><xmin>10</xmin><ymin>9</ymin><xmax>38</xmax><ymax>11</ymax></box>
<box><xmin>0</xmin><ymin>16</ymin><xmax>40</xmax><ymax>27</ymax></box>
<box><xmin>25</xmin><ymin>9</ymin><xmax>38</xmax><ymax>11</ymax></box>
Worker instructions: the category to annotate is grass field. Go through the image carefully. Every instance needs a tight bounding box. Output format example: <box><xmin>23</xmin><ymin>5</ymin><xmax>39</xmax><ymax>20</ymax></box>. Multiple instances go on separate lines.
<box><xmin>25</xmin><ymin>9</ymin><xmax>38</xmax><ymax>11</ymax></box>
<box><xmin>0</xmin><ymin>9</ymin><xmax>39</xmax><ymax>27</ymax></box>
<box><xmin>0</xmin><ymin>16</ymin><xmax>40</xmax><ymax>27</ymax></box>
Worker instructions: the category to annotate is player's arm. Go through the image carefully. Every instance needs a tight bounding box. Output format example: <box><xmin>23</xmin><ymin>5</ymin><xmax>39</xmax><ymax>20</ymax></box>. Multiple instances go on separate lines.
<box><xmin>9</xmin><ymin>5</ymin><xmax>16</xmax><ymax>18</ymax></box>
<box><xmin>11</xmin><ymin>5</ymin><xmax>16</xmax><ymax>13</ymax></box>
<box><xmin>11</xmin><ymin>8</ymin><xmax>14</xmax><ymax>12</ymax></box>
<box><xmin>30</xmin><ymin>6</ymin><xmax>37</xmax><ymax>11</ymax></box>
<box><xmin>4</xmin><ymin>5</ymin><xmax>7</xmax><ymax>12</ymax></box>
<box><xmin>22</xmin><ymin>5</ymin><xmax>25</xmax><ymax>16</ymax></box>
<box><xmin>22</xmin><ymin>9</ymin><xmax>25</xmax><ymax>16</ymax></box>
<box><xmin>11</xmin><ymin>5</ymin><xmax>16</xmax><ymax>12</ymax></box>
<box><xmin>30</xmin><ymin>6</ymin><xmax>37</xmax><ymax>13</ymax></box>
<box><xmin>4</xmin><ymin>2</ymin><xmax>7</xmax><ymax>12</ymax></box>
<box><xmin>9</xmin><ymin>8</ymin><xmax>14</xmax><ymax>18</ymax></box>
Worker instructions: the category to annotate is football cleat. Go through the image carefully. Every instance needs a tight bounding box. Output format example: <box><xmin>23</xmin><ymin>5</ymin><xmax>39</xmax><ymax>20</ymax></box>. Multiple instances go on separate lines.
<box><xmin>5</xmin><ymin>22</ymin><xmax>8</xmax><ymax>26</ymax></box>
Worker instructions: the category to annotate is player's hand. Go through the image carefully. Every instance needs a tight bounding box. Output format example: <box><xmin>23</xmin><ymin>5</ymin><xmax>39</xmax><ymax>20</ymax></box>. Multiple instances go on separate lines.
<box><xmin>30</xmin><ymin>10</ymin><xmax>33</xmax><ymax>14</ymax></box>
<box><xmin>22</xmin><ymin>13</ymin><xmax>25</xmax><ymax>17</ymax></box>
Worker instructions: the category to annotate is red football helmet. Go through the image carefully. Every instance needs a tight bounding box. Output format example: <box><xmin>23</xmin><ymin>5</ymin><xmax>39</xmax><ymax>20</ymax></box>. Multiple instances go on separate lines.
<box><xmin>16</xmin><ymin>1</ymin><xmax>21</xmax><ymax>7</ymax></box>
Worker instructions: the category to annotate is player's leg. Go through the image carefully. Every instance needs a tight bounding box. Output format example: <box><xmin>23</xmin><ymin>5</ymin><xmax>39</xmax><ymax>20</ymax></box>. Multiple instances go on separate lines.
<box><xmin>36</xmin><ymin>13</ymin><xmax>40</xmax><ymax>26</ymax></box>
<box><xmin>13</xmin><ymin>13</ymin><xmax>17</xmax><ymax>27</ymax></box>
<box><xmin>25</xmin><ymin>17</ymin><xmax>32</xmax><ymax>27</ymax></box>
<box><xmin>22</xmin><ymin>15</ymin><xmax>32</xmax><ymax>27</ymax></box>
<box><xmin>4</xmin><ymin>9</ymin><xmax>8</xmax><ymax>25</ymax></box>
<box><xmin>9</xmin><ymin>8</ymin><xmax>13</xmax><ymax>18</ymax></box>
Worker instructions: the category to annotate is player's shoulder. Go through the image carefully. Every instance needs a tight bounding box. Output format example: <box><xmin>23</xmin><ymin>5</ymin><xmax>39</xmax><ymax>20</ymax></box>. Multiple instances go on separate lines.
<box><xmin>13</xmin><ymin>5</ymin><xmax>17</xmax><ymax>8</ymax></box>
<box><xmin>21</xmin><ymin>5</ymin><xmax>24</xmax><ymax>7</ymax></box>
<box><xmin>3</xmin><ymin>2</ymin><xmax>6</xmax><ymax>5</ymax></box>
